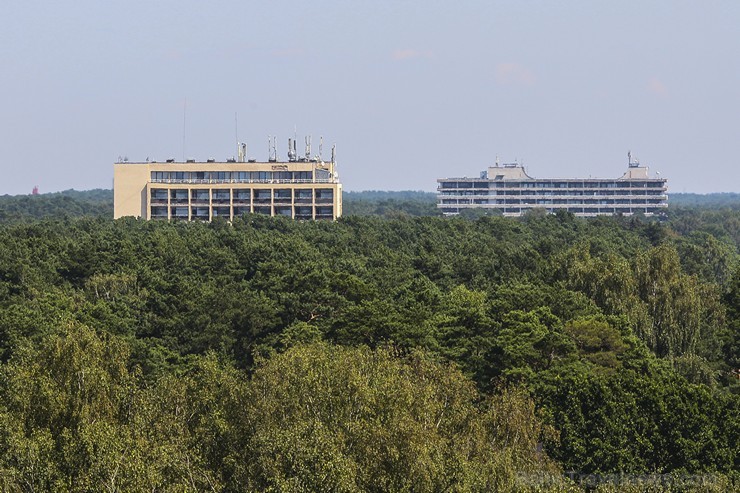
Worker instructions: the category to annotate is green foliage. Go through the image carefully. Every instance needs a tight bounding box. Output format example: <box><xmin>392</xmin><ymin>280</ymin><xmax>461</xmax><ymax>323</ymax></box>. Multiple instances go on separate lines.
<box><xmin>669</xmin><ymin>193</ymin><xmax>740</xmax><ymax>209</ymax></box>
<box><xmin>237</xmin><ymin>343</ymin><xmax>566</xmax><ymax>492</ymax></box>
<box><xmin>0</xmin><ymin>205</ymin><xmax>738</xmax><ymax>482</ymax></box>
<box><xmin>537</xmin><ymin>366</ymin><xmax>740</xmax><ymax>475</ymax></box>
<box><xmin>343</xmin><ymin>190</ymin><xmax>440</xmax><ymax>217</ymax></box>
<box><xmin>0</xmin><ymin>190</ymin><xmax>112</xmax><ymax>223</ymax></box>
<box><xmin>0</xmin><ymin>326</ymin><xmax>573</xmax><ymax>492</ymax></box>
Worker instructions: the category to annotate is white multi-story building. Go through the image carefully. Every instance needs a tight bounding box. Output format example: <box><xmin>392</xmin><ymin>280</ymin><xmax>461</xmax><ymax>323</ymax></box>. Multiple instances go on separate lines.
<box><xmin>437</xmin><ymin>157</ymin><xmax>667</xmax><ymax>217</ymax></box>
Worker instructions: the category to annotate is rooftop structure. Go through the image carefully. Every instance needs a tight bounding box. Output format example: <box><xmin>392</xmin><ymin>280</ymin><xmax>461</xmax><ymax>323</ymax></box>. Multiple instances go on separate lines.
<box><xmin>437</xmin><ymin>154</ymin><xmax>667</xmax><ymax>217</ymax></box>
<box><xmin>114</xmin><ymin>138</ymin><xmax>341</xmax><ymax>221</ymax></box>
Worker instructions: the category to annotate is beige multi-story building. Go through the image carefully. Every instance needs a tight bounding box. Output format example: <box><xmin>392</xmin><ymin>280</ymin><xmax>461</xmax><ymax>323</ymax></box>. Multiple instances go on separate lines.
<box><xmin>114</xmin><ymin>145</ymin><xmax>342</xmax><ymax>220</ymax></box>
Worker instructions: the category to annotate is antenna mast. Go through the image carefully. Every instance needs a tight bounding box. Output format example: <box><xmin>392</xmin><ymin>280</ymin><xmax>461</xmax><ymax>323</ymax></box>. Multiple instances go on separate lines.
<box><xmin>628</xmin><ymin>150</ymin><xmax>639</xmax><ymax>168</ymax></box>
<box><xmin>268</xmin><ymin>136</ymin><xmax>277</xmax><ymax>162</ymax></box>
<box><xmin>182</xmin><ymin>97</ymin><xmax>187</xmax><ymax>162</ymax></box>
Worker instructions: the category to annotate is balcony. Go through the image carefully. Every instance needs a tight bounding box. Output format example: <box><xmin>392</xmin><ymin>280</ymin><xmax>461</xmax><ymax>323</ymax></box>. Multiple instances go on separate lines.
<box><xmin>150</xmin><ymin>207</ymin><xmax>168</xmax><ymax>219</ymax></box>
<box><xmin>191</xmin><ymin>207</ymin><xmax>210</xmax><ymax>221</ymax></box>
<box><xmin>212</xmin><ymin>192</ymin><xmax>231</xmax><ymax>204</ymax></box>
<box><xmin>212</xmin><ymin>207</ymin><xmax>231</xmax><ymax>219</ymax></box>
<box><xmin>170</xmin><ymin>207</ymin><xmax>189</xmax><ymax>220</ymax></box>
<box><xmin>274</xmin><ymin>206</ymin><xmax>293</xmax><ymax>217</ymax></box>
<box><xmin>233</xmin><ymin>190</ymin><xmax>251</xmax><ymax>205</ymax></box>
<box><xmin>190</xmin><ymin>189</ymin><xmax>210</xmax><ymax>204</ymax></box>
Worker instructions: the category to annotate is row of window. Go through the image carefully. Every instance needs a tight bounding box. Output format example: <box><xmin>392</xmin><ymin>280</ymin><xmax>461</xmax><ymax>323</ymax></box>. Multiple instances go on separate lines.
<box><xmin>439</xmin><ymin>190</ymin><xmax>666</xmax><ymax>197</ymax></box>
<box><xmin>151</xmin><ymin>205</ymin><xmax>335</xmax><ymax>220</ymax></box>
<box><xmin>439</xmin><ymin>206</ymin><xmax>666</xmax><ymax>215</ymax></box>
<box><xmin>439</xmin><ymin>181</ymin><xmax>666</xmax><ymax>189</ymax></box>
<box><xmin>151</xmin><ymin>188</ymin><xmax>335</xmax><ymax>203</ymax></box>
<box><xmin>442</xmin><ymin>198</ymin><xmax>667</xmax><ymax>205</ymax></box>
<box><xmin>151</xmin><ymin>171</ymin><xmax>315</xmax><ymax>182</ymax></box>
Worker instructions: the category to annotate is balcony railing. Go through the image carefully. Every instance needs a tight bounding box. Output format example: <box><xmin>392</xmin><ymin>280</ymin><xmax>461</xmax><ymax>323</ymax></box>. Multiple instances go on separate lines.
<box><xmin>150</xmin><ymin>178</ymin><xmax>337</xmax><ymax>184</ymax></box>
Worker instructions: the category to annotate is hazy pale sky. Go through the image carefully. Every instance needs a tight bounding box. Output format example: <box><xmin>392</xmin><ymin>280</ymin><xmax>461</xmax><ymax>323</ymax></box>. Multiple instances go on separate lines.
<box><xmin>1</xmin><ymin>1</ymin><xmax>738</xmax><ymax>195</ymax></box>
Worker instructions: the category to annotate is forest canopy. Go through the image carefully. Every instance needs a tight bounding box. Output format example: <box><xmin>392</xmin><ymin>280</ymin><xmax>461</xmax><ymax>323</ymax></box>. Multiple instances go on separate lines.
<box><xmin>0</xmin><ymin>190</ymin><xmax>738</xmax><ymax>491</ymax></box>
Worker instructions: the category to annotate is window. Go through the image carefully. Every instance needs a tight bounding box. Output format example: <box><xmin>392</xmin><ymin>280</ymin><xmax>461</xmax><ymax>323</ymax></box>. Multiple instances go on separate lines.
<box><xmin>315</xmin><ymin>189</ymin><xmax>333</xmax><ymax>202</ymax></box>
<box><xmin>191</xmin><ymin>207</ymin><xmax>209</xmax><ymax>220</ymax></box>
<box><xmin>171</xmin><ymin>207</ymin><xmax>188</xmax><ymax>218</ymax></box>
<box><xmin>294</xmin><ymin>189</ymin><xmax>312</xmax><ymax>202</ymax></box>
<box><xmin>151</xmin><ymin>189</ymin><xmax>168</xmax><ymax>202</ymax></box>
<box><xmin>212</xmin><ymin>190</ymin><xmax>231</xmax><ymax>202</ymax></box>
<box><xmin>213</xmin><ymin>207</ymin><xmax>230</xmax><ymax>217</ymax></box>
<box><xmin>191</xmin><ymin>189</ymin><xmax>209</xmax><ymax>202</ymax></box>
<box><xmin>150</xmin><ymin>206</ymin><xmax>167</xmax><ymax>218</ymax></box>
<box><xmin>234</xmin><ymin>189</ymin><xmax>251</xmax><ymax>202</ymax></box>
<box><xmin>274</xmin><ymin>189</ymin><xmax>292</xmax><ymax>200</ymax></box>
<box><xmin>170</xmin><ymin>189</ymin><xmax>188</xmax><ymax>203</ymax></box>
<box><xmin>295</xmin><ymin>207</ymin><xmax>312</xmax><ymax>219</ymax></box>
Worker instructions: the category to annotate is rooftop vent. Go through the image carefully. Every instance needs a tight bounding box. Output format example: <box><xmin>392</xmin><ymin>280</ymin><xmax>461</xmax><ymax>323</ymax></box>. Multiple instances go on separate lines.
<box><xmin>166</xmin><ymin>158</ymin><xmax>175</xmax><ymax>163</ymax></box>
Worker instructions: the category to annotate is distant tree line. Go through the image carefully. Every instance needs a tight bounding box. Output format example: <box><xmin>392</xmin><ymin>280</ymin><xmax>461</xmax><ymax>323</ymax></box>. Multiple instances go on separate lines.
<box><xmin>0</xmin><ymin>189</ymin><xmax>112</xmax><ymax>222</ymax></box>
<box><xmin>2</xmin><ymin>189</ymin><xmax>739</xmax><ymax>222</ymax></box>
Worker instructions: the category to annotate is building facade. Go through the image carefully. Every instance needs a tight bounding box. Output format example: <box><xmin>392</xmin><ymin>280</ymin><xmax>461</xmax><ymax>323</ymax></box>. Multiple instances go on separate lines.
<box><xmin>114</xmin><ymin>152</ymin><xmax>341</xmax><ymax>221</ymax></box>
<box><xmin>437</xmin><ymin>160</ymin><xmax>667</xmax><ymax>217</ymax></box>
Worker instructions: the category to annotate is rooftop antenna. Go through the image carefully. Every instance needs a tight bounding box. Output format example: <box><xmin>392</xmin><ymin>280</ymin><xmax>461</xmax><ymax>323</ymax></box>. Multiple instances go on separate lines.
<box><xmin>319</xmin><ymin>136</ymin><xmax>323</xmax><ymax>161</ymax></box>
<box><xmin>628</xmin><ymin>150</ymin><xmax>639</xmax><ymax>168</ymax></box>
<box><xmin>182</xmin><ymin>97</ymin><xmax>187</xmax><ymax>162</ymax></box>
<box><xmin>288</xmin><ymin>138</ymin><xmax>294</xmax><ymax>161</ymax></box>
<box><xmin>268</xmin><ymin>135</ymin><xmax>277</xmax><ymax>162</ymax></box>
<box><xmin>331</xmin><ymin>143</ymin><xmax>336</xmax><ymax>164</ymax></box>
<box><xmin>495</xmin><ymin>155</ymin><xmax>500</xmax><ymax>167</ymax></box>
<box><xmin>238</xmin><ymin>142</ymin><xmax>247</xmax><ymax>162</ymax></box>
<box><xmin>305</xmin><ymin>136</ymin><xmax>311</xmax><ymax>160</ymax></box>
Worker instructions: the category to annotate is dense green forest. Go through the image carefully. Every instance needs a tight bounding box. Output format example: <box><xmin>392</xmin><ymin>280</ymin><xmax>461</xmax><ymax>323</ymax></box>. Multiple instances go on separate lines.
<box><xmin>0</xmin><ymin>190</ymin><xmax>738</xmax><ymax>491</ymax></box>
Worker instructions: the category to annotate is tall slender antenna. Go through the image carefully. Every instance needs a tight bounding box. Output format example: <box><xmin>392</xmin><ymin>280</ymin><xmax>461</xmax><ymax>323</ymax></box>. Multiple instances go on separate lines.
<box><xmin>182</xmin><ymin>97</ymin><xmax>187</xmax><ymax>162</ymax></box>
<box><xmin>319</xmin><ymin>136</ymin><xmax>323</xmax><ymax>161</ymax></box>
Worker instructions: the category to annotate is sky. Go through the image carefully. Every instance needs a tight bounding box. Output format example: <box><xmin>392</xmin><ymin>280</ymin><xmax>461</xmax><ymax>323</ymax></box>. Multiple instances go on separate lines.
<box><xmin>1</xmin><ymin>0</ymin><xmax>739</xmax><ymax>195</ymax></box>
